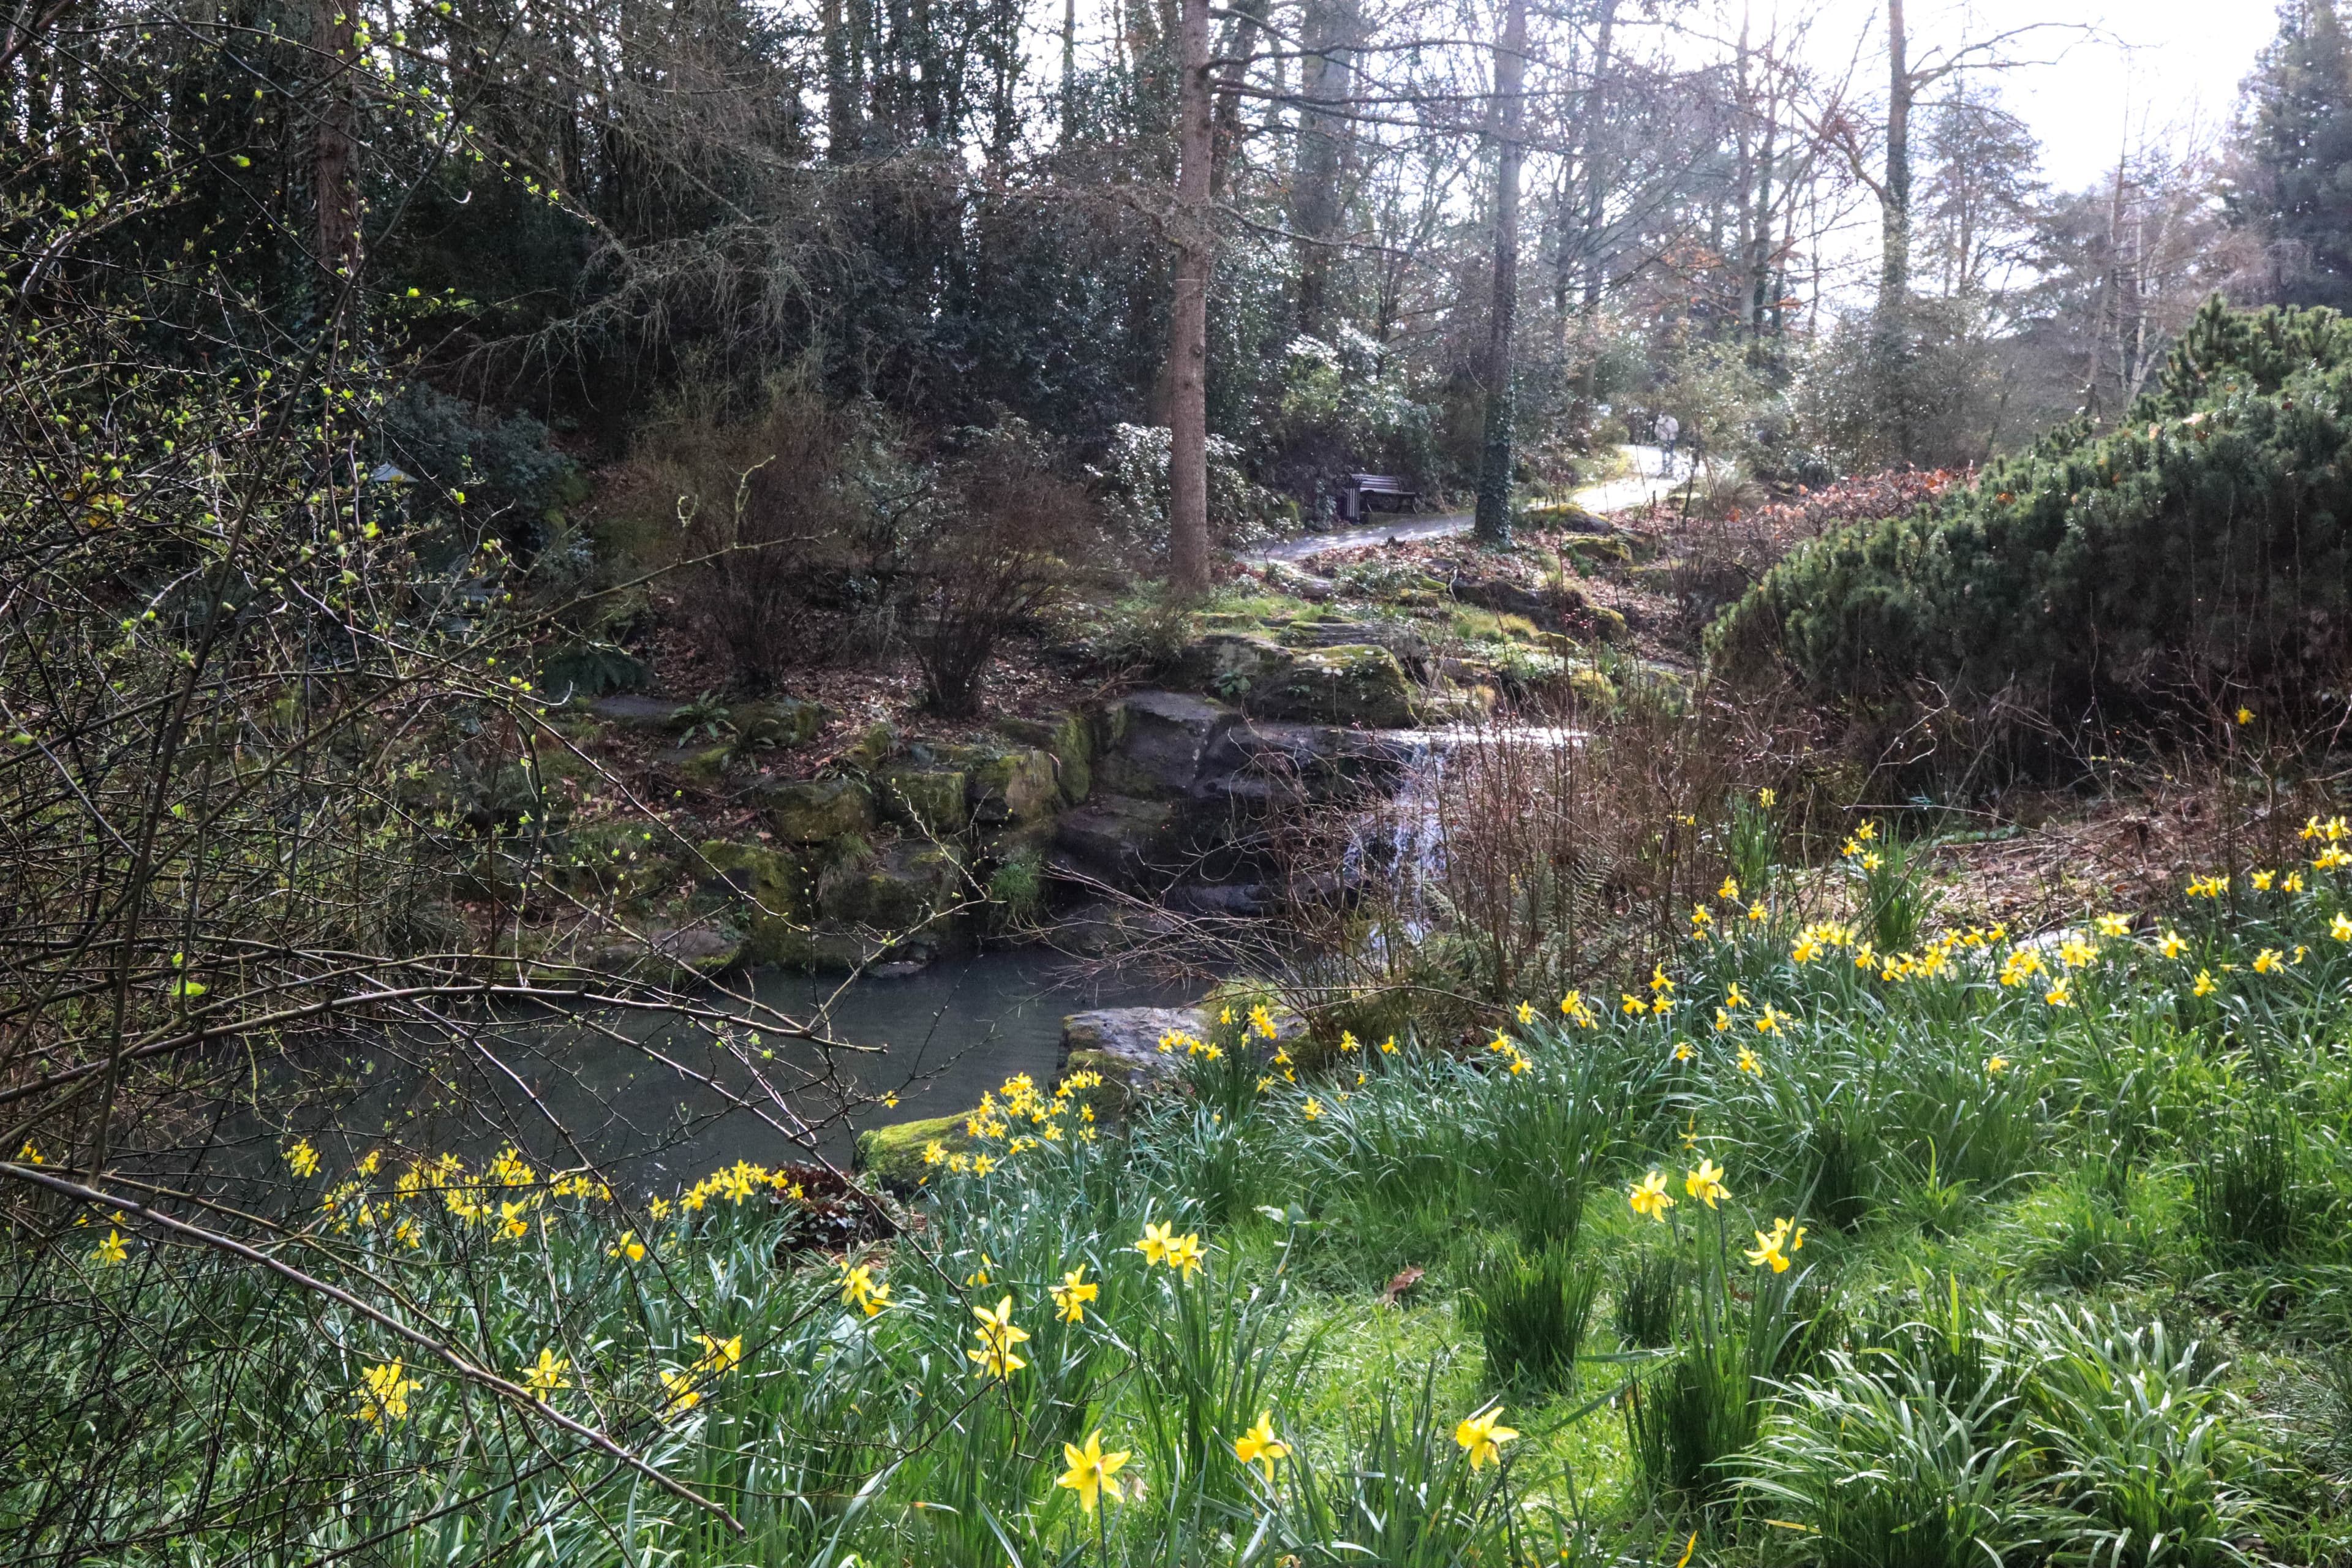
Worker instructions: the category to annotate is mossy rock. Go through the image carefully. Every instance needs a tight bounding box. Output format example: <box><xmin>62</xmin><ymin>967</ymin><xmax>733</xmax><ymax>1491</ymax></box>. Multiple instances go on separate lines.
<box><xmin>761</xmin><ymin>777</ymin><xmax>876</xmax><ymax>843</ymax></box>
<box><xmin>1177</xmin><ymin>631</ymin><xmax>1295</xmax><ymax>695</ymax></box>
<box><xmin>1558</xmin><ymin>532</ymin><xmax>1633</xmax><ymax>567</ymax></box>
<box><xmin>1255</xmin><ymin>644</ymin><xmax>1415</xmax><ymax>728</ymax></box>
<box><xmin>967</xmin><ymin>747</ymin><xmax>1058</xmax><ymax>826</ymax></box>
<box><xmin>843</xmin><ymin>721</ymin><xmax>901</xmax><ymax>771</ymax></box>
<box><xmin>696</xmin><ymin>839</ymin><xmax>813</xmax><ymax>920</ymax></box>
<box><xmin>995</xmin><ymin>710</ymin><xmax>1095</xmax><ymax>805</ymax></box>
<box><xmin>735</xmin><ymin>696</ymin><xmax>826</xmax><ymax>747</ymax></box>
<box><xmin>1567</xmin><ymin>664</ymin><xmax>1619</xmax><ymax>710</ymax></box>
<box><xmin>818</xmin><ymin>840</ymin><xmax>967</xmax><ymax>930</ymax></box>
<box><xmin>876</xmin><ymin>764</ymin><xmax>971</xmax><ymax>834</ymax></box>
<box><xmin>854</xmin><ymin>1112</ymin><xmax>973</xmax><ymax>1191</ymax></box>
<box><xmin>655</xmin><ymin>742</ymin><xmax>734</xmax><ymax>787</ymax></box>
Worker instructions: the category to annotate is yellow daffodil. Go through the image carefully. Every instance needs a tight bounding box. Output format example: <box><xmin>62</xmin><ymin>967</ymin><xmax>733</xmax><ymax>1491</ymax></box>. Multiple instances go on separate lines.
<box><xmin>1673</xmin><ymin>1041</ymin><xmax>1694</xmax><ymax>1061</ymax></box>
<box><xmin>1053</xmin><ymin>1265</ymin><xmax>1098</xmax><ymax>1323</ymax></box>
<box><xmin>1515</xmin><ymin>1001</ymin><xmax>1534</xmax><ymax>1023</ymax></box>
<box><xmin>1711</xmin><ymin>1007</ymin><xmax>1732</xmax><ymax>1033</ymax></box>
<box><xmin>2044</xmin><ymin>978</ymin><xmax>2072</xmax><ymax>1007</ymax></box>
<box><xmin>1745</xmin><ymin>1227</ymin><xmax>1791</xmax><ymax>1273</ymax></box>
<box><xmin>1380</xmin><ymin>1035</ymin><xmax>1400</xmax><ymax>1052</ymax></box>
<box><xmin>92</xmin><ymin>1229</ymin><xmax>127</xmax><ymax>1265</ymax></box>
<box><xmin>2333</xmin><ymin>913</ymin><xmax>2352</xmax><ymax>943</ymax></box>
<box><xmin>608</xmin><ymin>1229</ymin><xmax>646</xmax><ymax>1262</ymax></box>
<box><xmin>286</xmin><ymin>1139</ymin><xmax>321</xmax><ymax>1178</ymax></box>
<box><xmin>1987</xmin><ymin>1055</ymin><xmax>2010</xmax><ymax>1075</ymax></box>
<box><xmin>2237</xmin><ymin>706</ymin><xmax>2255</xmax><ymax>725</ymax></box>
<box><xmin>1055</xmin><ymin>1428</ymin><xmax>1130</xmax><ymax>1513</ymax></box>
<box><xmin>1629</xmin><ymin>1169</ymin><xmax>1676</xmax><ymax>1221</ymax></box>
<box><xmin>1736</xmin><ymin>1045</ymin><xmax>1763</xmax><ymax>1076</ymax></box>
<box><xmin>1725</xmin><ymin>984</ymin><xmax>1748</xmax><ymax>1009</ymax></box>
<box><xmin>2193</xmin><ymin>968</ymin><xmax>2218</xmax><ymax>997</ymax></box>
<box><xmin>693</xmin><ymin>1333</ymin><xmax>742</xmax><ymax>1373</ymax></box>
<box><xmin>2159</xmin><ymin>930</ymin><xmax>2187</xmax><ymax>959</ymax></box>
<box><xmin>2253</xmin><ymin>870</ymin><xmax>2276</xmax><ymax>890</ymax></box>
<box><xmin>2186</xmin><ymin>874</ymin><xmax>2226</xmax><ymax>899</ymax></box>
<box><xmin>1302</xmin><ymin>1096</ymin><xmax>1322</xmax><ymax>1120</ymax></box>
<box><xmin>2287</xmin><ymin>870</ymin><xmax>2308</xmax><ymax>892</ymax></box>
<box><xmin>1684</xmin><ymin>1158</ymin><xmax>1728</xmax><ymax>1208</ymax></box>
<box><xmin>2096</xmin><ymin>912</ymin><xmax>2131</xmax><ymax>936</ymax></box>
<box><xmin>1164</xmin><ymin>1232</ymin><xmax>1205</xmax><ymax>1278</ymax></box>
<box><xmin>1754</xmin><ymin>1006</ymin><xmax>1784</xmax><ymax>1034</ymax></box>
<box><xmin>1234</xmin><ymin>1411</ymin><xmax>1290</xmax><ymax>1479</ymax></box>
<box><xmin>968</xmin><ymin>1295</ymin><xmax>1030</xmax><ymax>1379</ymax></box>
<box><xmin>1453</xmin><ymin>1404</ymin><xmax>1518</xmax><ymax>1469</ymax></box>
<box><xmin>355</xmin><ymin>1360</ymin><xmax>421</xmax><ymax>1424</ymax></box>
<box><xmin>1719</xmin><ymin>875</ymin><xmax>1740</xmax><ymax>900</ymax></box>
<box><xmin>2254</xmin><ymin>948</ymin><xmax>2284</xmax><ymax>974</ymax></box>
<box><xmin>659</xmin><ymin>1368</ymin><xmax>701</xmax><ymax>1414</ymax></box>
<box><xmin>524</xmin><ymin>1348</ymin><xmax>570</xmax><ymax>1396</ymax></box>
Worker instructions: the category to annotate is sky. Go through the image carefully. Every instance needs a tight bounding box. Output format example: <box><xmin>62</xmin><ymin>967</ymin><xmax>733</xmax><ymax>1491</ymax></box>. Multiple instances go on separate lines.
<box><xmin>1801</xmin><ymin>0</ymin><xmax>2284</xmax><ymax>193</ymax></box>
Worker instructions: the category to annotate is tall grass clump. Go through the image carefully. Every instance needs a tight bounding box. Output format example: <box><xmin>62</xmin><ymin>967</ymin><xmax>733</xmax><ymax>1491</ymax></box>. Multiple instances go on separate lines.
<box><xmin>1460</xmin><ymin>1237</ymin><xmax>1600</xmax><ymax>1392</ymax></box>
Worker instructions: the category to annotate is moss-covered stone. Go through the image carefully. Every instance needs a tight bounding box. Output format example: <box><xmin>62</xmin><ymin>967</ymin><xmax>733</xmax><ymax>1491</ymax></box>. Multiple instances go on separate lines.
<box><xmin>735</xmin><ymin>696</ymin><xmax>826</xmax><ymax>747</ymax></box>
<box><xmin>997</xmin><ymin>711</ymin><xmax>1095</xmax><ymax>805</ymax></box>
<box><xmin>761</xmin><ymin>777</ymin><xmax>875</xmax><ymax>843</ymax></box>
<box><xmin>876</xmin><ymin>764</ymin><xmax>971</xmax><ymax>834</ymax></box>
<box><xmin>1254</xmin><ymin>644</ymin><xmax>1415</xmax><ymax>728</ymax></box>
<box><xmin>843</xmin><ymin>720</ymin><xmax>900</xmax><ymax>771</ymax></box>
<box><xmin>1558</xmin><ymin>531</ymin><xmax>1633</xmax><ymax>567</ymax></box>
<box><xmin>967</xmin><ymin>747</ymin><xmax>1058</xmax><ymax>826</ymax></box>
<box><xmin>696</xmin><ymin>839</ymin><xmax>811</xmax><ymax>916</ymax></box>
<box><xmin>854</xmin><ymin>1112</ymin><xmax>972</xmax><ymax>1191</ymax></box>
<box><xmin>818</xmin><ymin>840</ymin><xmax>966</xmax><ymax>930</ymax></box>
<box><xmin>1567</xmin><ymin>664</ymin><xmax>1619</xmax><ymax>710</ymax></box>
<box><xmin>655</xmin><ymin>742</ymin><xmax>734</xmax><ymax>787</ymax></box>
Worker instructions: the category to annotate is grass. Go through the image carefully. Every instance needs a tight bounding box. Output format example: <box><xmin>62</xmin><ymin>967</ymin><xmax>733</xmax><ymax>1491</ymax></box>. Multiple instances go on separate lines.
<box><xmin>19</xmin><ymin>820</ymin><xmax>2352</xmax><ymax>1563</ymax></box>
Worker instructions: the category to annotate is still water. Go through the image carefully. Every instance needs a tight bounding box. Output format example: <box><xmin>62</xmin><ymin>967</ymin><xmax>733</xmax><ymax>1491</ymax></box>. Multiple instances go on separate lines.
<box><xmin>352</xmin><ymin>949</ymin><xmax>1196</xmax><ymax>1196</ymax></box>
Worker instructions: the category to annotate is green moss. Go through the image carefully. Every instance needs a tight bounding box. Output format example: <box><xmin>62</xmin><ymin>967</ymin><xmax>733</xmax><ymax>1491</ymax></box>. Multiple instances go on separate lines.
<box><xmin>854</xmin><ymin>1112</ymin><xmax>973</xmax><ymax>1190</ymax></box>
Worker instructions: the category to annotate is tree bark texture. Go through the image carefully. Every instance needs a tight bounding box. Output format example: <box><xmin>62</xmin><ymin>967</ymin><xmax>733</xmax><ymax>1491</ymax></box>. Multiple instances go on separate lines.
<box><xmin>1473</xmin><ymin>0</ymin><xmax>1528</xmax><ymax>547</ymax></box>
<box><xmin>1165</xmin><ymin>0</ymin><xmax>1213</xmax><ymax>597</ymax></box>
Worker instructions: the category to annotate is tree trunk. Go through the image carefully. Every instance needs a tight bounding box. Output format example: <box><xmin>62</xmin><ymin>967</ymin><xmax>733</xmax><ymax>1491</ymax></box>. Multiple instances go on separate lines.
<box><xmin>1059</xmin><ymin>0</ymin><xmax>1077</xmax><ymax>138</ymax></box>
<box><xmin>314</xmin><ymin>0</ymin><xmax>360</xmax><ymax>317</ymax></box>
<box><xmin>1293</xmin><ymin>0</ymin><xmax>1351</xmax><ymax>336</ymax></box>
<box><xmin>826</xmin><ymin>0</ymin><xmax>859</xmax><ymax>158</ymax></box>
<box><xmin>1567</xmin><ymin>0</ymin><xmax>1618</xmax><ymax>400</ymax></box>
<box><xmin>1209</xmin><ymin>0</ymin><xmax>1268</xmax><ymax>200</ymax></box>
<box><xmin>1473</xmin><ymin>0</ymin><xmax>1528</xmax><ymax>548</ymax></box>
<box><xmin>1877</xmin><ymin>0</ymin><xmax>1912</xmax><ymax>459</ymax></box>
<box><xmin>1165</xmin><ymin>0</ymin><xmax>1213</xmax><ymax>597</ymax></box>
<box><xmin>1880</xmin><ymin>0</ymin><xmax>1910</xmax><ymax>307</ymax></box>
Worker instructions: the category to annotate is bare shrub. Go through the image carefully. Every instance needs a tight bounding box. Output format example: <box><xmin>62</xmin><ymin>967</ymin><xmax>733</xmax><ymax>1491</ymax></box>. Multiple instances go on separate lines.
<box><xmin>903</xmin><ymin>421</ymin><xmax>1103</xmax><ymax>716</ymax></box>
<box><xmin>603</xmin><ymin>385</ymin><xmax>864</xmax><ymax>688</ymax></box>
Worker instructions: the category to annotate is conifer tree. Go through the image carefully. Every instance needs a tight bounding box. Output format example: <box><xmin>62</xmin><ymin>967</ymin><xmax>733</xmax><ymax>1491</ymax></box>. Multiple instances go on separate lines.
<box><xmin>2231</xmin><ymin>0</ymin><xmax>2352</xmax><ymax>307</ymax></box>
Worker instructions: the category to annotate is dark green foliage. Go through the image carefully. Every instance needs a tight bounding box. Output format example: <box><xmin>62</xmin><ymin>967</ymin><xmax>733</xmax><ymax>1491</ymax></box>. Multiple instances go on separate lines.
<box><xmin>2194</xmin><ymin>1106</ymin><xmax>2302</xmax><ymax>1262</ymax></box>
<box><xmin>1460</xmin><ymin>1238</ymin><xmax>1600</xmax><ymax>1392</ymax></box>
<box><xmin>2230</xmin><ymin>1</ymin><xmax>2352</xmax><ymax>311</ymax></box>
<box><xmin>1613</xmin><ymin>1250</ymin><xmax>1679</xmax><ymax>1349</ymax></box>
<box><xmin>1713</xmin><ymin>299</ymin><xmax>2352</xmax><ymax>725</ymax></box>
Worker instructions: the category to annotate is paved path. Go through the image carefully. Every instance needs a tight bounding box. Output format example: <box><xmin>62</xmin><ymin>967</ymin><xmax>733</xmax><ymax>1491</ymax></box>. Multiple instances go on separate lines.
<box><xmin>1249</xmin><ymin>444</ymin><xmax>1694</xmax><ymax>564</ymax></box>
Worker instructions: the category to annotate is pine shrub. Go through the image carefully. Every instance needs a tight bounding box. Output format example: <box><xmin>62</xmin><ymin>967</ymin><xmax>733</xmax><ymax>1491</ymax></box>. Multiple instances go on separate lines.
<box><xmin>1713</xmin><ymin>299</ymin><xmax>2352</xmax><ymax>725</ymax></box>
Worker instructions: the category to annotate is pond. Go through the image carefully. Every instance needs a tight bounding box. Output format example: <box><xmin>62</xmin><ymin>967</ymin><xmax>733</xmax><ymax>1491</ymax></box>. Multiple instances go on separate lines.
<box><xmin>325</xmin><ymin>948</ymin><xmax>1199</xmax><ymax>1198</ymax></box>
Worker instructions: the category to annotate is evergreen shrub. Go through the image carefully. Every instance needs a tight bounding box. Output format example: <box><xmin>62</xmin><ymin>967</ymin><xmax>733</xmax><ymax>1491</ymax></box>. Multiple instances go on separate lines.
<box><xmin>1712</xmin><ymin>300</ymin><xmax>2352</xmax><ymax>722</ymax></box>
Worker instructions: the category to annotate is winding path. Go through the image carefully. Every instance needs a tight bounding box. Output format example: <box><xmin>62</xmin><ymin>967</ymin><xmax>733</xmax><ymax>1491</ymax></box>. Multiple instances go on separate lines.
<box><xmin>1250</xmin><ymin>444</ymin><xmax>1693</xmax><ymax>564</ymax></box>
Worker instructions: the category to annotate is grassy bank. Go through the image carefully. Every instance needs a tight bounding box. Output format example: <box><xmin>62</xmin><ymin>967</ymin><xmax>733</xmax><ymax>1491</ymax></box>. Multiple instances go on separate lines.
<box><xmin>14</xmin><ymin>815</ymin><xmax>2352</xmax><ymax>1565</ymax></box>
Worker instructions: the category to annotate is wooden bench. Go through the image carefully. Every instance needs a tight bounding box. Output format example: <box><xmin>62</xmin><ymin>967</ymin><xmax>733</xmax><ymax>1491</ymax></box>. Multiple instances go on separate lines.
<box><xmin>1335</xmin><ymin>473</ymin><xmax>1419</xmax><ymax>524</ymax></box>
